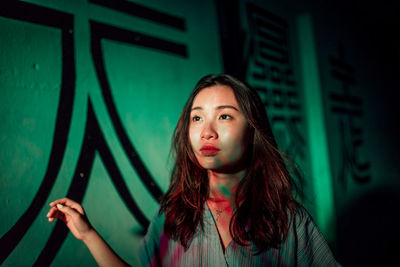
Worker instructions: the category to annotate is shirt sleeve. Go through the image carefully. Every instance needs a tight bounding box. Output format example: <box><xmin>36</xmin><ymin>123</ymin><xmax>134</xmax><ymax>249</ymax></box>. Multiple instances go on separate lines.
<box><xmin>294</xmin><ymin>207</ymin><xmax>342</xmax><ymax>267</ymax></box>
<box><xmin>138</xmin><ymin>211</ymin><xmax>166</xmax><ymax>267</ymax></box>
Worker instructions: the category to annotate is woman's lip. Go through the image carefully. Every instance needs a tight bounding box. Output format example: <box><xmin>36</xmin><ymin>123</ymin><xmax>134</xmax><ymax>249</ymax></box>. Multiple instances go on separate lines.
<box><xmin>200</xmin><ymin>145</ymin><xmax>219</xmax><ymax>151</ymax></box>
<box><xmin>200</xmin><ymin>146</ymin><xmax>220</xmax><ymax>155</ymax></box>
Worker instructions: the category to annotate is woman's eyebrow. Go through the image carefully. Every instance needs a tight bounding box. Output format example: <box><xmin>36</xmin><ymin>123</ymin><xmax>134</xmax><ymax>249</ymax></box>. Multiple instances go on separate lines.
<box><xmin>191</xmin><ymin>105</ymin><xmax>239</xmax><ymax>111</ymax></box>
<box><xmin>216</xmin><ymin>105</ymin><xmax>239</xmax><ymax>111</ymax></box>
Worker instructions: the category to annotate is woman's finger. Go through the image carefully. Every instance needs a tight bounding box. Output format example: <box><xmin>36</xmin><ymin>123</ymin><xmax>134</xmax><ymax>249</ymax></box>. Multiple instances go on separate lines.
<box><xmin>46</xmin><ymin>206</ymin><xmax>58</xmax><ymax>218</ymax></box>
<box><xmin>46</xmin><ymin>207</ymin><xmax>66</xmax><ymax>223</ymax></box>
<box><xmin>50</xmin><ymin>198</ymin><xmax>84</xmax><ymax>214</ymax></box>
<box><xmin>56</xmin><ymin>203</ymin><xmax>80</xmax><ymax>220</ymax></box>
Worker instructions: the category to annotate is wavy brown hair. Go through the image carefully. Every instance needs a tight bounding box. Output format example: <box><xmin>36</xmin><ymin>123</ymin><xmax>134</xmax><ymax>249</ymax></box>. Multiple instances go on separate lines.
<box><xmin>160</xmin><ymin>74</ymin><xmax>300</xmax><ymax>252</ymax></box>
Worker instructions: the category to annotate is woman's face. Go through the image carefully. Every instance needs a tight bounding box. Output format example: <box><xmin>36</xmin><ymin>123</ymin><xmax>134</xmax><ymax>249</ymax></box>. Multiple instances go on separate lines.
<box><xmin>189</xmin><ymin>85</ymin><xmax>251</xmax><ymax>172</ymax></box>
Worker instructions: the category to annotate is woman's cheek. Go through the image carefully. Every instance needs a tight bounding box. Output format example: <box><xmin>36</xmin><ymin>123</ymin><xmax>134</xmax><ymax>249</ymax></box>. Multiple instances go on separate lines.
<box><xmin>189</xmin><ymin>130</ymin><xmax>203</xmax><ymax>160</ymax></box>
<box><xmin>222</xmin><ymin>129</ymin><xmax>248</xmax><ymax>159</ymax></box>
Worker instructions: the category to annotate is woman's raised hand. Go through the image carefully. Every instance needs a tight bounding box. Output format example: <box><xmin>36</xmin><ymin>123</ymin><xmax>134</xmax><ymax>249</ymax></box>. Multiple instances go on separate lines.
<box><xmin>46</xmin><ymin>198</ymin><xmax>130</xmax><ymax>266</ymax></box>
<box><xmin>47</xmin><ymin>198</ymin><xmax>94</xmax><ymax>241</ymax></box>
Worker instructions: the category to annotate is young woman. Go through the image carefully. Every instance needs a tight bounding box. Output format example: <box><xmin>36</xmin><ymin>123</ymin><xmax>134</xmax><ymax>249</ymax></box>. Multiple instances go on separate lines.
<box><xmin>48</xmin><ymin>74</ymin><xmax>340</xmax><ymax>266</ymax></box>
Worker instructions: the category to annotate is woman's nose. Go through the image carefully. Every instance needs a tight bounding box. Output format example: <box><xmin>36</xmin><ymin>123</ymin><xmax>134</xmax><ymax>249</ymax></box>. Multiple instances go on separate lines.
<box><xmin>201</xmin><ymin>122</ymin><xmax>218</xmax><ymax>140</ymax></box>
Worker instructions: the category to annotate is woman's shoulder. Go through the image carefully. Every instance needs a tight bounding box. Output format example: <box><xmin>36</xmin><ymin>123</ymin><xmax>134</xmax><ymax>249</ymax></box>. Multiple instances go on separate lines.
<box><xmin>287</xmin><ymin>204</ymin><xmax>323</xmax><ymax>238</ymax></box>
<box><xmin>287</xmin><ymin>205</ymin><xmax>342</xmax><ymax>266</ymax></box>
<box><xmin>290</xmin><ymin>204</ymin><xmax>314</xmax><ymax>225</ymax></box>
<box><xmin>138</xmin><ymin>208</ymin><xmax>166</xmax><ymax>265</ymax></box>
<box><xmin>144</xmin><ymin>208</ymin><xmax>166</xmax><ymax>239</ymax></box>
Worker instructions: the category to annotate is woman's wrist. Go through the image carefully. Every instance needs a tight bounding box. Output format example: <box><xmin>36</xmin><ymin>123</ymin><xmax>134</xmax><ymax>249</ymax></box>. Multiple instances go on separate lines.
<box><xmin>80</xmin><ymin>228</ymin><xmax>130</xmax><ymax>266</ymax></box>
<box><xmin>81</xmin><ymin>228</ymin><xmax>99</xmax><ymax>244</ymax></box>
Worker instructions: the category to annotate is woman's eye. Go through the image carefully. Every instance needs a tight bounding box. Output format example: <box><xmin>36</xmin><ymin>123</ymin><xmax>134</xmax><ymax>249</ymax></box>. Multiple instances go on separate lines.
<box><xmin>220</xmin><ymin>114</ymin><xmax>232</xmax><ymax>120</ymax></box>
<box><xmin>192</xmin><ymin>116</ymin><xmax>202</xmax><ymax>122</ymax></box>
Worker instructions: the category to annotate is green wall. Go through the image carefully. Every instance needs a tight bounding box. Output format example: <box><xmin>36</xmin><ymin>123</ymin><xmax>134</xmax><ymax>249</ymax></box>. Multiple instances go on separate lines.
<box><xmin>1</xmin><ymin>0</ymin><xmax>399</xmax><ymax>266</ymax></box>
<box><xmin>0</xmin><ymin>0</ymin><xmax>222</xmax><ymax>266</ymax></box>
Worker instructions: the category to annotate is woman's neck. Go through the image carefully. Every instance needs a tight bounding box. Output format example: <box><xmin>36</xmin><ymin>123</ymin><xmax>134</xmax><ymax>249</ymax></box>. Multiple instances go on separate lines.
<box><xmin>207</xmin><ymin>169</ymin><xmax>246</xmax><ymax>204</ymax></box>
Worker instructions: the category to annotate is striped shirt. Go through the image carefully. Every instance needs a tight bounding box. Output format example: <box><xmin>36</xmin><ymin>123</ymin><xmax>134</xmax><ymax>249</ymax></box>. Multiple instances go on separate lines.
<box><xmin>139</xmin><ymin>205</ymin><xmax>341</xmax><ymax>266</ymax></box>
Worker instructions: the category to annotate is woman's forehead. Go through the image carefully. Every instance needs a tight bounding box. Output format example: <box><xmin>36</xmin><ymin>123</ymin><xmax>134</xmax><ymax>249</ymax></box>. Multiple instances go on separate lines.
<box><xmin>192</xmin><ymin>85</ymin><xmax>239</xmax><ymax>108</ymax></box>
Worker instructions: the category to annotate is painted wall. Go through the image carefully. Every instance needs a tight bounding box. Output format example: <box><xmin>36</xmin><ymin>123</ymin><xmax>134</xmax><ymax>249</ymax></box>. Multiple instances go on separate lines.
<box><xmin>0</xmin><ymin>0</ymin><xmax>222</xmax><ymax>266</ymax></box>
<box><xmin>1</xmin><ymin>0</ymin><xmax>399</xmax><ymax>266</ymax></box>
<box><xmin>309</xmin><ymin>3</ymin><xmax>400</xmax><ymax>265</ymax></box>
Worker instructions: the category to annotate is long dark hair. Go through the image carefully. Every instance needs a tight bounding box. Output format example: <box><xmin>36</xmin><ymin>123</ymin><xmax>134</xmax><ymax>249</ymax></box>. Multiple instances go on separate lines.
<box><xmin>160</xmin><ymin>74</ymin><xmax>300</xmax><ymax>252</ymax></box>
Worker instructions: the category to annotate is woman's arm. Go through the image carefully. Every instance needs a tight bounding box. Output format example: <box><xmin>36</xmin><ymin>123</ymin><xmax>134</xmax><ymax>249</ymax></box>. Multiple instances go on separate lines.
<box><xmin>293</xmin><ymin>207</ymin><xmax>342</xmax><ymax>267</ymax></box>
<box><xmin>47</xmin><ymin>198</ymin><xmax>130</xmax><ymax>267</ymax></box>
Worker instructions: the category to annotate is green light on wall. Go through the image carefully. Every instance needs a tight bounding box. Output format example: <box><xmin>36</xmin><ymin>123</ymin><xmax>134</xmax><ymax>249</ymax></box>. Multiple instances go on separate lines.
<box><xmin>296</xmin><ymin>13</ymin><xmax>336</xmax><ymax>243</ymax></box>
